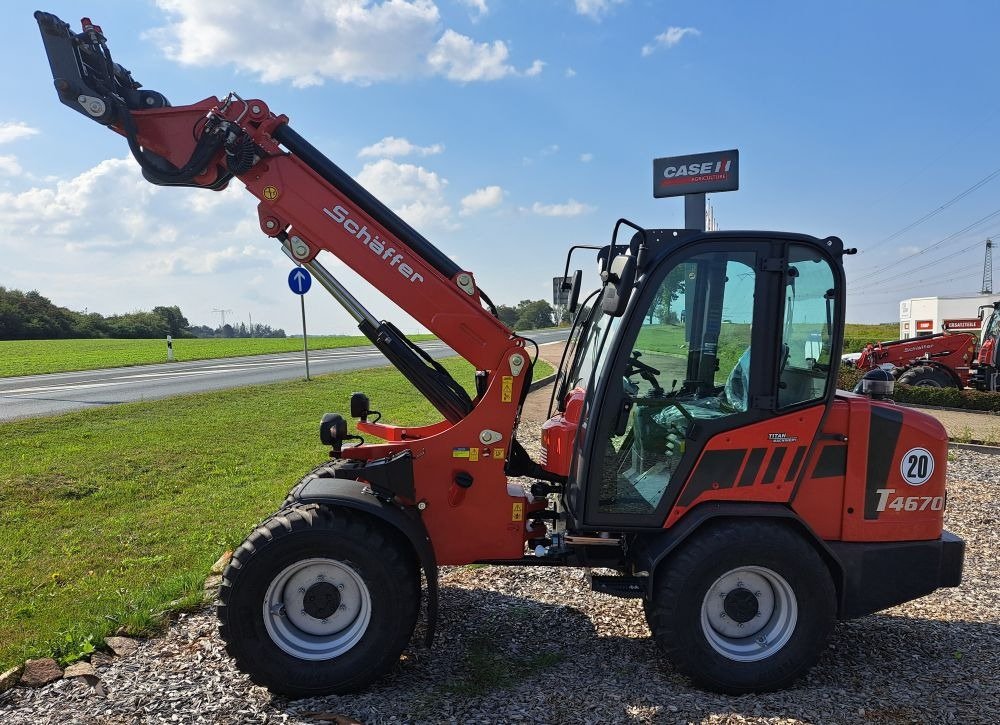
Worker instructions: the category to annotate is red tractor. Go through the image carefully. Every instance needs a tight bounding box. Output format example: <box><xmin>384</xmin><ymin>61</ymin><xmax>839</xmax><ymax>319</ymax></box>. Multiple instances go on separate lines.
<box><xmin>37</xmin><ymin>12</ymin><xmax>964</xmax><ymax>697</ymax></box>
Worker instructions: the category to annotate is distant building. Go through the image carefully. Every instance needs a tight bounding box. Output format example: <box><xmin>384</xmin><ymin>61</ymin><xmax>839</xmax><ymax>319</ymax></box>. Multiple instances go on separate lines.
<box><xmin>899</xmin><ymin>295</ymin><xmax>999</xmax><ymax>339</ymax></box>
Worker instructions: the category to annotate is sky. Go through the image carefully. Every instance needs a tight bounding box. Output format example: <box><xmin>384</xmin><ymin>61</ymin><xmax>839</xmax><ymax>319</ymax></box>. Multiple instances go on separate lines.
<box><xmin>3</xmin><ymin>0</ymin><xmax>1000</xmax><ymax>335</ymax></box>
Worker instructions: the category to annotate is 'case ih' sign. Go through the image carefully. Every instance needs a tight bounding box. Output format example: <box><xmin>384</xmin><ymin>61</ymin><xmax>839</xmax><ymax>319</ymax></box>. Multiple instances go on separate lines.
<box><xmin>653</xmin><ymin>149</ymin><xmax>739</xmax><ymax>198</ymax></box>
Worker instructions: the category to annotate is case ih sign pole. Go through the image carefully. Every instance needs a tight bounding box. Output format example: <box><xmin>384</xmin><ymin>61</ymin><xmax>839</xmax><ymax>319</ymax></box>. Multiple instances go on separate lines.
<box><xmin>653</xmin><ymin>149</ymin><xmax>739</xmax><ymax>230</ymax></box>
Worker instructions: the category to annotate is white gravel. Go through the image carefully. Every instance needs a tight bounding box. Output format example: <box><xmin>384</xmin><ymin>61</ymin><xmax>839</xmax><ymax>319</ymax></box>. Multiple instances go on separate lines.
<box><xmin>1</xmin><ymin>448</ymin><xmax>996</xmax><ymax>725</ymax></box>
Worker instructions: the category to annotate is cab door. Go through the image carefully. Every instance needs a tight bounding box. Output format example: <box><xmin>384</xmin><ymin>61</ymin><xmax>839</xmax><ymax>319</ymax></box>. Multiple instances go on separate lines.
<box><xmin>566</xmin><ymin>239</ymin><xmax>777</xmax><ymax>529</ymax></box>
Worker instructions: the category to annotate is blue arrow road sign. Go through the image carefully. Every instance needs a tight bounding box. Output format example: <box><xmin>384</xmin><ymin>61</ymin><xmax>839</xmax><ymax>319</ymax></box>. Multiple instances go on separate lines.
<box><xmin>288</xmin><ymin>267</ymin><xmax>312</xmax><ymax>295</ymax></box>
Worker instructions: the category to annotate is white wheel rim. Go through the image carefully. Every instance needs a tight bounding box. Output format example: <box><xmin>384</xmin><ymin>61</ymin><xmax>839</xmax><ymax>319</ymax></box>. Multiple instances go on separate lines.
<box><xmin>700</xmin><ymin>565</ymin><xmax>797</xmax><ymax>662</ymax></box>
<box><xmin>263</xmin><ymin>557</ymin><xmax>372</xmax><ymax>661</ymax></box>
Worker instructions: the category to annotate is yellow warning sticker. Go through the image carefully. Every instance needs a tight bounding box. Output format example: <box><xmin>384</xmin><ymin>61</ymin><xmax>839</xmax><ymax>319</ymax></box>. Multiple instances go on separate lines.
<box><xmin>452</xmin><ymin>447</ymin><xmax>470</xmax><ymax>458</ymax></box>
<box><xmin>512</xmin><ymin>502</ymin><xmax>524</xmax><ymax>522</ymax></box>
<box><xmin>469</xmin><ymin>447</ymin><xmax>479</xmax><ymax>462</ymax></box>
<box><xmin>493</xmin><ymin>448</ymin><xmax>505</xmax><ymax>460</ymax></box>
<box><xmin>502</xmin><ymin>376</ymin><xmax>513</xmax><ymax>403</ymax></box>
<box><xmin>262</xmin><ymin>185</ymin><xmax>279</xmax><ymax>201</ymax></box>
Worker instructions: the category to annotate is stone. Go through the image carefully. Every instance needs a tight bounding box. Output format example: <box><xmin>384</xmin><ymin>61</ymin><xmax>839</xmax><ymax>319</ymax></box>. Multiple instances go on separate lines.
<box><xmin>0</xmin><ymin>664</ymin><xmax>23</xmax><ymax>694</ymax></box>
<box><xmin>104</xmin><ymin>636</ymin><xmax>139</xmax><ymax>657</ymax></box>
<box><xmin>203</xmin><ymin>574</ymin><xmax>223</xmax><ymax>592</ymax></box>
<box><xmin>20</xmin><ymin>658</ymin><xmax>62</xmax><ymax>688</ymax></box>
<box><xmin>89</xmin><ymin>652</ymin><xmax>114</xmax><ymax>669</ymax></box>
<box><xmin>211</xmin><ymin>550</ymin><xmax>233</xmax><ymax>574</ymax></box>
<box><xmin>63</xmin><ymin>661</ymin><xmax>96</xmax><ymax>679</ymax></box>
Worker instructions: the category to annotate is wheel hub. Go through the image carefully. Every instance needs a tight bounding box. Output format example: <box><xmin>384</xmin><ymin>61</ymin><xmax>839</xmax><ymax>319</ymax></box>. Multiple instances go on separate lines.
<box><xmin>700</xmin><ymin>565</ymin><xmax>798</xmax><ymax>663</ymax></box>
<box><xmin>303</xmin><ymin>581</ymin><xmax>342</xmax><ymax>620</ymax></box>
<box><xmin>262</xmin><ymin>557</ymin><xmax>372</xmax><ymax>661</ymax></box>
<box><xmin>723</xmin><ymin>588</ymin><xmax>759</xmax><ymax>623</ymax></box>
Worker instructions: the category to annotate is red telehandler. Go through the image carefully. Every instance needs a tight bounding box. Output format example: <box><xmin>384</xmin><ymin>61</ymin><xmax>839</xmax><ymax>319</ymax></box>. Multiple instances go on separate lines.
<box><xmin>36</xmin><ymin>12</ymin><xmax>964</xmax><ymax>697</ymax></box>
<box><xmin>848</xmin><ymin>301</ymin><xmax>1000</xmax><ymax>391</ymax></box>
<box><xmin>849</xmin><ymin>332</ymin><xmax>979</xmax><ymax>388</ymax></box>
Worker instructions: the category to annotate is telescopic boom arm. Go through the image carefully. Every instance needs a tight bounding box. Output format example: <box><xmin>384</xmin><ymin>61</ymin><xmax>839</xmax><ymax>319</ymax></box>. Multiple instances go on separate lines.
<box><xmin>35</xmin><ymin>11</ymin><xmax>526</xmax><ymax>424</ymax></box>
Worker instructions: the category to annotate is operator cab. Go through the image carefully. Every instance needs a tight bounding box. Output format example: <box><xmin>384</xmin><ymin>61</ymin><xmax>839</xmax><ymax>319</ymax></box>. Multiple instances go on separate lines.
<box><xmin>548</xmin><ymin>225</ymin><xmax>846</xmax><ymax>530</ymax></box>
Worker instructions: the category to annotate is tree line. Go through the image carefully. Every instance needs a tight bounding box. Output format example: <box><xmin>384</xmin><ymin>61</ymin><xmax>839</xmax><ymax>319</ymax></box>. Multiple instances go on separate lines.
<box><xmin>496</xmin><ymin>299</ymin><xmax>566</xmax><ymax>330</ymax></box>
<box><xmin>0</xmin><ymin>287</ymin><xmax>284</xmax><ymax>340</ymax></box>
<box><xmin>0</xmin><ymin>285</ymin><xmax>565</xmax><ymax>340</ymax></box>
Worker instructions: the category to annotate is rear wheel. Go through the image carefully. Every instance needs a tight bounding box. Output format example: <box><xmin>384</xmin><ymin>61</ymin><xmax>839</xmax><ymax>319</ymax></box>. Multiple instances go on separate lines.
<box><xmin>644</xmin><ymin>520</ymin><xmax>835</xmax><ymax>693</ymax></box>
<box><xmin>218</xmin><ymin>504</ymin><xmax>419</xmax><ymax>697</ymax></box>
<box><xmin>897</xmin><ymin>364</ymin><xmax>955</xmax><ymax>388</ymax></box>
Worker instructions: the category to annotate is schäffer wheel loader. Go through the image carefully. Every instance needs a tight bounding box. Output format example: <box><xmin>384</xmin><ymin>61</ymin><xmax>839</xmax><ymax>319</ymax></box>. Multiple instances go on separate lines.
<box><xmin>36</xmin><ymin>11</ymin><xmax>965</xmax><ymax>697</ymax></box>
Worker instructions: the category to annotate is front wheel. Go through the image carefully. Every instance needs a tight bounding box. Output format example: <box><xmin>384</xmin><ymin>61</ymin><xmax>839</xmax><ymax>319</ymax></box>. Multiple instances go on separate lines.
<box><xmin>218</xmin><ymin>504</ymin><xmax>419</xmax><ymax>697</ymax></box>
<box><xmin>897</xmin><ymin>364</ymin><xmax>956</xmax><ymax>388</ymax></box>
<box><xmin>644</xmin><ymin>520</ymin><xmax>835</xmax><ymax>693</ymax></box>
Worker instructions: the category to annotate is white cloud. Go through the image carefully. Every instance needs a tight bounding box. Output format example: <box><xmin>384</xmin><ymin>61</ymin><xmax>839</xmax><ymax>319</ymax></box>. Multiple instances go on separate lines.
<box><xmin>0</xmin><ymin>155</ymin><xmax>23</xmax><ymax>176</ymax></box>
<box><xmin>524</xmin><ymin>60</ymin><xmax>545</xmax><ymax>77</ymax></box>
<box><xmin>565</xmin><ymin>67</ymin><xmax>577</xmax><ymax>78</ymax></box>
<box><xmin>150</xmin><ymin>0</ymin><xmax>539</xmax><ymax>86</ymax></box>
<box><xmin>458</xmin><ymin>0</ymin><xmax>488</xmax><ymax>19</ymax></box>
<box><xmin>0</xmin><ymin>157</ymin><xmax>261</xmax><ymax>267</ymax></box>
<box><xmin>0</xmin><ymin>154</ymin><xmax>439</xmax><ymax>334</ymax></box>
<box><xmin>528</xmin><ymin>199</ymin><xmax>595</xmax><ymax>217</ymax></box>
<box><xmin>574</xmin><ymin>0</ymin><xmax>625</xmax><ymax>20</ymax></box>
<box><xmin>460</xmin><ymin>185</ymin><xmax>504</xmax><ymax>215</ymax></box>
<box><xmin>358</xmin><ymin>136</ymin><xmax>444</xmax><ymax>159</ymax></box>
<box><xmin>356</xmin><ymin>158</ymin><xmax>454</xmax><ymax>229</ymax></box>
<box><xmin>641</xmin><ymin>26</ymin><xmax>701</xmax><ymax>56</ymax></box>
<box><xmin>0</xmin><ymin>122</ymin><xmax>39</xmax><ymax>145</ymax></box>
<box><xmin>541</xmin><ymin>144</ymin><xmax>560</xmax><ymax>156</ymax></box>
<box><xmin>580</xmin><ymin>153</ymin><xmax>593</xmax><ymax>162</ymax></box>
<box><xmin>428</xmin><ymin>29</ymin><xmax>541</xmax><ymax>81</ymax></box>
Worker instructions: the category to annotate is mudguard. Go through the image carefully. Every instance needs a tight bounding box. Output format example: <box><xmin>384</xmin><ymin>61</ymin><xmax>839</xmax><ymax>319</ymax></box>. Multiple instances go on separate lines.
<box><xmin>631</xmin><ymin>502</ymin><xmax>845</xmax><ymax>609</ymax></box>
<box><xmin>285</xmin><ymin>473</ymin><xmax>439</xmax><ymax>646</ymax></box>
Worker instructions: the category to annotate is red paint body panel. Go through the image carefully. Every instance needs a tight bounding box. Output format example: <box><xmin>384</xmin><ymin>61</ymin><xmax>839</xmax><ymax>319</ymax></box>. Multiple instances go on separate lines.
<box><xmin>540</xmin><ymin>387</ymin><xmax>584</xmax><ymax>477</ymax></box>
<box><xmin>667</xmin><ymin>407</ymin><xmax>825</xmax><ymax>527</ymax></box>
<box><xmin>790</xmin><ymin>400</ymin><xmax>850</xmax><ymax>540</ymax></box>
<box><xmin>839</xmin><ymin>394</ymin><xmax>948</xmax><ymax>542</ymax></box>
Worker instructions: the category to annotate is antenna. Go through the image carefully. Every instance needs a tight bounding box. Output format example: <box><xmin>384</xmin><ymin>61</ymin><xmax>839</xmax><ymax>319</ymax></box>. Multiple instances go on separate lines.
<box><xmin>982</xmin><ymin>239</ymin><xmax>993</xmax><ymax>295</ymax></box>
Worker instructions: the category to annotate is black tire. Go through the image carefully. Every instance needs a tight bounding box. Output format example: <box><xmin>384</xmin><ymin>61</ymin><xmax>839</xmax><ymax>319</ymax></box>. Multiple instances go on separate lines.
<box><xmin>897</xmin><ymin>364</ymin><xmax>955</xmax><ymax>388</ymax></box>
<box><xmin>644</xmin><ymin>520</ymin><xmax>835</xmax><ymax>694</ymax></box>
<box><xmin>218</xmin><ymin>504</ymin><xmax>419</xmax><ymax>697</ymax></box>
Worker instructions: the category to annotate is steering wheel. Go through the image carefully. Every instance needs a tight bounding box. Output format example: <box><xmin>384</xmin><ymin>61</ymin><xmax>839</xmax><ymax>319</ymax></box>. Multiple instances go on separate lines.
<box><xmin>626</xmin><ymin>351</ymin><xmax>664</xmax><ymax>396</ymax></box>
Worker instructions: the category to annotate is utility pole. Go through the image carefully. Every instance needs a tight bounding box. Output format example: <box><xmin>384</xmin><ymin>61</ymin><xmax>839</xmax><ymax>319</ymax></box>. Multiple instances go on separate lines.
<box><xmin>248</xmin><ymin>312</ymin><xmax>254</xmax><ymax>338</ymax></box>
<box><xmin>212</xmin><ymin>307</ymin><xmax>234</xmax><ymax>330</ymax></box>
<box><xmin>982</xmin><ymin>239</ymin><xmax>993</xmax><ymax>295</ymax></box>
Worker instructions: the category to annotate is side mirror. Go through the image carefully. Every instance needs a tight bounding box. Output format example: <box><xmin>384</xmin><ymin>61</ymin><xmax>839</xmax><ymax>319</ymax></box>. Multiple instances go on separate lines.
<box><xmin>566</xmin><ymin>269</ymin><xmax>583</xmax><ymax>314</ymax></box>
<box><xmin>601</xmin><ymin>254</ymin><xmax>636</xmax><ymax>317</ymax></box>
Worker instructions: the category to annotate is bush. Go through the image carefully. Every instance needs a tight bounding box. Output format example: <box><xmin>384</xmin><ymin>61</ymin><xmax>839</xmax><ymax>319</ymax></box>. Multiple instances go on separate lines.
<box><xmin>838</xmin><ymin>363</ymin><xmax>1000</xmax><ymax>412</ymax></box>
<box><xmin>893</xmin><ymin>385</ymin><xmax>1000</xmax><ymax>413</ymax></box>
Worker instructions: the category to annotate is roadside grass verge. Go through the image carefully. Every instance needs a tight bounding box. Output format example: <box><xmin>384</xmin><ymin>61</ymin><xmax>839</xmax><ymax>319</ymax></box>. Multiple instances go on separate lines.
<box><xmin>0</xmin><ymin>335</ymin><xmax>435</xmax><ymax>377</ymax></box>
<box><xmin>0</xmin><ymin>357</ymin><xmax>552</xmax><ymax>670</ymax></box>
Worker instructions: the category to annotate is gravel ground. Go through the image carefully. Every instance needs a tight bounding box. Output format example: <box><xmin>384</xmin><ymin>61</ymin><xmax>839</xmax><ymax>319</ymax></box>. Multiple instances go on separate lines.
<box><xmin>2</xmin><ymin>414</ymin><xmax>997</xmax><ymax>723</ymax></box>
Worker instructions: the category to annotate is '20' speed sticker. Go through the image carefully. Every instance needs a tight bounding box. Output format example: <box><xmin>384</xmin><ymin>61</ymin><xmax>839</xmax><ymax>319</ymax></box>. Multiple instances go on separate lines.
<box><xmin>900</xmin><ymin>447</ymin><xmax>934</xmax><ymax>486</ymax></box>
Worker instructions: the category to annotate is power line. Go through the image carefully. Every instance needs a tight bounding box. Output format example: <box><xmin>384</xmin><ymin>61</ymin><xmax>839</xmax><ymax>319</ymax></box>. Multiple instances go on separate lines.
<box><xmin>858</xmin><ymin>165</ymin><xmax>1000</xmax><ymax>255</ymax></box>
<box><xmin>850</xmin><ymin>238</ymin><xmax>985</xmax><ymax>293</ymax></box>
<box><xmin>849</xmin><ymin>206</ymin><xmax>1000</xmax><ymax>286</ymax></box>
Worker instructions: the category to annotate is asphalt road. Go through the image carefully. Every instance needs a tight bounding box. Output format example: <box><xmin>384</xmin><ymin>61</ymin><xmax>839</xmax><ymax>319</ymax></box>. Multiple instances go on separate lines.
<box><xmin>0</xmin><ymin>329</ymin><xmax>569</xmax><ymax>422</ymax></box>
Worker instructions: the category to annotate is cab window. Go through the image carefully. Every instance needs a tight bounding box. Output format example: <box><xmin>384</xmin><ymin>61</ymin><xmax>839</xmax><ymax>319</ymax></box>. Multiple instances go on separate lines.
<box><xmin>597</xmin><ymin>250</ymin><xmax>757</xmax><ymax>515</ymax></box>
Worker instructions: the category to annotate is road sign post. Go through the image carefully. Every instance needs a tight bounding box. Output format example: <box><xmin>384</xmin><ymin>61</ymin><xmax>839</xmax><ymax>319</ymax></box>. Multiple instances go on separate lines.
<box><xmin>166</xmin><ymin>334</ymin><xmax>174</xmax><ymax>362</ymax></box>
<box><xmin>288</xmin><ymin>267</ymin><xmax>313</xmax><ymax>381</ymax></box>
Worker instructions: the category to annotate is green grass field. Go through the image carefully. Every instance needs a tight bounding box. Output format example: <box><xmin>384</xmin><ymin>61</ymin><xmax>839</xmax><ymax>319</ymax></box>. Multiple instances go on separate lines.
<box><xmin>0</xmin><ymin>335</ymin><xmax>436</xmax><ymax>378</ymax></box>
<box><xmin>842</xmin><ymin>323</ymin><xmax>900</xmax><ymax>351</ymax></box>
<box><xmin>0</xmin><ymin>357</ymin><xmax>552</xmax><ymax>669</ymax></box>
